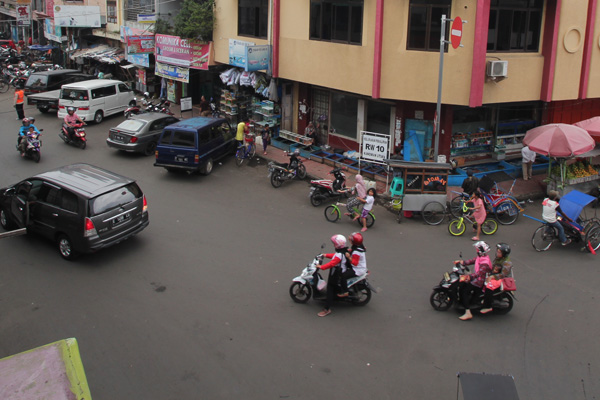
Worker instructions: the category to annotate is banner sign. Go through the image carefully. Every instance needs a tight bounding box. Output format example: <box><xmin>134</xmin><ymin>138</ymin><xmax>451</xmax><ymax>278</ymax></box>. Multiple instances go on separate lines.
<box><xmin>126</xmin><ymin>35</ymin><xmax>154</xmax><ymax>54</ymax></box>
<box><xmin>54</xmin><ymin>5</ymin><xmax>101</xmax><ymax>27</ymax></box>
<box><xmin>16</xmin><ymin>5</ymin><xmax>30</xmax><ymax>26</ymax></box>
<box><xmin>44</xmin><ymin>18</ymin><xmax>64</xmax><ymax>42</ymax></box>
<box><xmin>246</xmin><ymin>45</ymin><xmax>270</xmax><ymax>71</ymax></box>
<box><xmin>360</xmin><ymin>131</ymin><xmax>391</xmax><ymax>162</ymax></box>
<box><xmin>180</xmin><ymin>97</ymin><xmax>192</xmax><ymax>111</ymax></box>
<box><xmin>228</xmin><ymin>39</ymin><xmax>254</xmax><ymax>68</ymax></box>
<box><xmin>155</xmin><ymin>61</ymin><xmax>189</xmax><ymax>83</ymax></box>
<box><xmin>137</xmin><ymin>69</ymin><xmax>146</xmax><ymax>85</ymax></box>
<box><xmin>156</xmin><ymin>34</ymin><xmax>192</xmax><ymax>67</ymax></box>
<box><xmin>137</xmin><ymin>14</ymin><xmax>156</xmax><ymax>23</ymax></box>
<box><xmin>190</xmin><ymin>41</ymin><xmax>210</xmax><ymax>70</ymax></box>
<box><xmin>45</xmin><ymin>0</ymin><xmax>54</xmax><ymax>17</ymax></box>
<box><xmin>127</xmin><ymin>52</ymin><xmax>149</xmax><ymax>68</ymax></box>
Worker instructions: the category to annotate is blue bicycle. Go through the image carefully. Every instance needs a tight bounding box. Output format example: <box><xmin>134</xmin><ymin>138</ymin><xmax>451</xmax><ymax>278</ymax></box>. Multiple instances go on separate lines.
<box><xmin>235</xmin><ymin>134</ymin><xmax>256</xmax><ymax>166</ymax></box>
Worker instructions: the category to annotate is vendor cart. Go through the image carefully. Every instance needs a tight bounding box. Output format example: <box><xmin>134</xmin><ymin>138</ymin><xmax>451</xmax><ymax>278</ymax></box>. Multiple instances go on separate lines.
<box><xmin>384</xmin><ymin>159</ymin><xmax>451</xmax><ymax>225</ymax></box>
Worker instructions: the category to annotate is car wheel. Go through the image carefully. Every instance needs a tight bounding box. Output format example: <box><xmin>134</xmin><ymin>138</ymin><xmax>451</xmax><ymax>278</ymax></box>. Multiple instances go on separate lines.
<box><xmin>57</xmin><ymin>234</ymin><xmax>78</xmax><ymax>261</ymax></box>
<box><xmin>94</xmin><ymin>111</ymin><xmax>103</xmax><ymax>124</ymax></box>
<box><xmin>144</xmin><ymin>141</ymin><xmax>157</xmax><ymax>156</ymax></box>
<box><xmin>0</xmin><ymin>208</ymin><xmax>15</xmax><ymax>230</ymax></box>
<box><xmin>38</xmin><ymin>106</ymin><xmax>49</xmax><ymax>113</ymax></box>
<box><xmin>200</xmin><ymin>158</ymin><xmax>213</xmax><ymax>175</ymax></box>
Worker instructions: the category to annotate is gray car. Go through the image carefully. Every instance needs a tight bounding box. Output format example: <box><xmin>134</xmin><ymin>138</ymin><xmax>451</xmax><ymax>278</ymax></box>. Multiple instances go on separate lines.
<box><xmin>107</xmin><ymin>113</ymin><xmax>179</xmax><ymax>156</ymax></box>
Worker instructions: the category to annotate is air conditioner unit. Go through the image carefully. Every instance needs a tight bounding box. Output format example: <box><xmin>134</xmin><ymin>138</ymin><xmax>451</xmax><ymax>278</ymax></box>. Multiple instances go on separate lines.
<box><xmin>487</xmin><ymin>60</ymin><xmax>508</xmax><ymax>77</ymax></box>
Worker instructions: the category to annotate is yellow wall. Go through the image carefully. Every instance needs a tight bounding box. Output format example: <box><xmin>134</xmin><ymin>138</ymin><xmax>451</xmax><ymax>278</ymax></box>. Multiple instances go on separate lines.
<box><xmin>481</xmin><ymin>54</ymin><xmax>546</xmax><ymax>104</ymax></box>
<box><xmin>588</xmin><ymin>3</ymin><xmax>600</xmax><ymax>98</ymax></box>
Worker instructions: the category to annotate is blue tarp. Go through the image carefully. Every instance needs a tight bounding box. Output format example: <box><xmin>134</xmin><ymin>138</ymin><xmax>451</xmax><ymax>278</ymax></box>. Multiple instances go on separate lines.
<box><xmin>28</xmin><ymin>45</ymin><xmax>57</xmax><ymax>51</ymax></box>
<box><xmin>560</xmin><ymin>190</ymin><xmax>596</xmax><ymax>223</ymax></box>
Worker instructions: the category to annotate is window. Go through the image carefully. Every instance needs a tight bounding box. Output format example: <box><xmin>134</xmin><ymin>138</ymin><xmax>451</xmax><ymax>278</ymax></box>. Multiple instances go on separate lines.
<box><xmin>487</xmin><ymin>0</ymin><xmax>543</xmax><ymax>52</ymax></box>
<box><xmin>407</xmin><ymin>0</ymin><xmax>451</xmax><ymax>51</ymax></box>
<box><xmin>60</xmin><ymin>190</ymin><xmax>79</xmax><ymax>213</ymax></box>
<box><xmin>238</xmin><ymin>0</ymin><xmax>268</xmax><ymax>39</ymax></box>
<box><xmin>366</xmin><ymin>101</ymin><xmax>392</xmax><ymax>135</ymax></box>
<box><xmin>104</xmin><ymin>85</ymin><xmax>117</xmax><ymax>96</ymax></box>
<box><xmin>126</xmin><ymin>0</ymin><xmax>153</xmax><ymax>22</ymax></box>
<box><xmin>107</xmin><ymin>1</ymin><xmax>117</xmax><ymax>23</ymax></box>
<box><xmin>61</xmin><ymin>88</ymin><xmax>88</xmax><ymax>101</ymax></box>
<box><xmin>310</xmin><ymin>0</ymin><xmax>363</xmax><ymax>45</ymax></box>
<box><xmin>90</xmin><ymin>183</ymin><xmax>142</xmax><ymax>216</ymax></box>
<box><xmin>330</xmin><ymin>92</ymin><xmax>358</xmax><ymax>139</ymax></box>
<box><xmin>119</xmin><ymin>83</ymin><xmax>131</xmax><ymax>93</ymax></box>
<box><xmin>171</xmin><ymin>131</ymin><xmax>195</xmax><ymax>147</ymax></box>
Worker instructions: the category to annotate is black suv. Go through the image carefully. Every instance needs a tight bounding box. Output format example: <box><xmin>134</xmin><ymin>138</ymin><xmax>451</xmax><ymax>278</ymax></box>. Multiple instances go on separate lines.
<box><xmin>0</xmin><ymin>164</ymin><xmax>149</xmax><ymax>260</ymax></box>
<box><xmin>24</xmin><ymin>69</ymin><xmax>94</xmax><ymax>96</ymax></box>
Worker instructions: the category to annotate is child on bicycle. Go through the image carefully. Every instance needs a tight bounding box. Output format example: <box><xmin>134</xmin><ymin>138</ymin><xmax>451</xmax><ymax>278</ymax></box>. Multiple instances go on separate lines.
<box><xmin>356</xmin><ymin>187</ymin><xmax>376</xmax><ymax>232</ymax></box>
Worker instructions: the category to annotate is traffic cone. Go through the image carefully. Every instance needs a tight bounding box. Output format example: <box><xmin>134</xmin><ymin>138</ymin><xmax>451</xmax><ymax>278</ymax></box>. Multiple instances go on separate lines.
<box><xmin>588</xmin><ymin>241</ymin><xmax>596</xmax><ymax>255</ymax></box>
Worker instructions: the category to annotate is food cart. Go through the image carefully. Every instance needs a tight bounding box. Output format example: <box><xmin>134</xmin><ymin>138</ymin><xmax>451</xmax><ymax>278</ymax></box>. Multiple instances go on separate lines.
<box><xmin>384</xmin><ymin>159</ymin><xmax>451</xmax><ymax>225</ymax></box>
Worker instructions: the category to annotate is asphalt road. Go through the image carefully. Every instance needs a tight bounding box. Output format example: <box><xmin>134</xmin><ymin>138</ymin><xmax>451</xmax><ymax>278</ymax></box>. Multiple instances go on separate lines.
<box><xmin>1</xmin><ymin>94</ymin><xmax>599</xmax><ymax>399</ymax></box>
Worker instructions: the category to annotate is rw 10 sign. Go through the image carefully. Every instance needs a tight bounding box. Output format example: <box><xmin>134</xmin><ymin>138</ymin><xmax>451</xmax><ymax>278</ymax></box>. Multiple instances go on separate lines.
<box><xmin>361</xmin><ymin>131</ymin><xmax>391</xmax><ymax>162</ymax></box>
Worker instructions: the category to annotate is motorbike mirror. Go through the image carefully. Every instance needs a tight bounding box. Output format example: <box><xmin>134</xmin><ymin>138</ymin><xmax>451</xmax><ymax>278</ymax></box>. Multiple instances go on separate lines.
<box><xmin>321</xmin><ymin>243</ymin><xmax>326</xmax><ymax>249</ymax></box>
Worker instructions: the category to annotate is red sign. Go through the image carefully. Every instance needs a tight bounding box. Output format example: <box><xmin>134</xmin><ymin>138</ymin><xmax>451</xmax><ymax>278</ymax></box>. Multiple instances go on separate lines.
<box><xmin>450</xmin><ymin>16</ymin><xmax>463</xmax><ymax>49</ymax></box>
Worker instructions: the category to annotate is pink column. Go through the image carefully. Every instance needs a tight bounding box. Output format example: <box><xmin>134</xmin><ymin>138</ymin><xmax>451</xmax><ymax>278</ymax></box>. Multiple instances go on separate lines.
<box><xmin>469</xmin><ymin>0</ymin><xmax>490</xmax><ymax>107</ymax></box>
<box><xmin>372</xmin><ymin>0</ymin><xmax>384</xmax><ymax>99</ymax></box>
<box><xmin>579</xmin><ymin>0</ymin><xmax>597</xmax><ymax>99</ymax></box>
<box><xmin>540</xmin><ymin>0</ymin><xmax>561</xmax><ymax>102</ymax></box>
<box><xmin>272</xmin><ymin>0</ymin><xmax>280</xmax><ymax>78</ymax></box>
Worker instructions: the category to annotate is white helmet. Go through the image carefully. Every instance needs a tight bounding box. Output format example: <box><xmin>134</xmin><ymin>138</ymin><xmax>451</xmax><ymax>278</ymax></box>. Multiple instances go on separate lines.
<box><xmin>331</xmin><ymin>234</ymin><xmax>347</xmax><ymax>249</ymax></box>
<box><xmin>473</xmin><ymin>241</ymin><xmax>491</xmax><ymax>256</ymax></box>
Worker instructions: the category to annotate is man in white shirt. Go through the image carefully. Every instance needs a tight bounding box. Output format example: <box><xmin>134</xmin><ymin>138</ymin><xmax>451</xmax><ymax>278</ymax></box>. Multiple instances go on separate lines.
<box><xmin>542</xmin><ymin>190</ymin><xmax>573</xmax><ymax>246</ymax></box>
<box><xmin>521</xmin><ymin>145</ymin><xmax>536</xmax><ymax>180</ymax></box>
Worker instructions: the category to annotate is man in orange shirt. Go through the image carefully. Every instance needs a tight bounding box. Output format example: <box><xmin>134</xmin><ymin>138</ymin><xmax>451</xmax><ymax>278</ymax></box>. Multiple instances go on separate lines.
<box><xmin>14</xmin><ymin>85</ymin><xmax>25</xmax><ymax>120</ymax></box>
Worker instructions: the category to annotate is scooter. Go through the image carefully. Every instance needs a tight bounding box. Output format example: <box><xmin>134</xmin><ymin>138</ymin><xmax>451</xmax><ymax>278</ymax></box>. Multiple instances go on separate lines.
<box><xmin>289</xmin><ymin>252</ymin><xmax>375</xmax><ymax>306</ymax></box>
<box><xmin>267</xmin><ymin>150</ymin><xmax>307</xmax><ymax>188</ymax></box>
<box><xmin>309</xmin><ymin>167</ymin><xmax>347</xmax><ymax>206</ymax></box>
<box><xmin>59</xmin><ymin>121</ymin><xmax>87</xmax><ymax>149</ymax></box>
<box><xmin>124</xmin><ymin>93</ymin><xmax>147</xmax><ymax>119</ymax></box>
<box><xmin>17</xmin><ymin>130</ymin><xmax>43</xmax><ymax>163</ymax></box>
<box><xmin>429</xmin><ymin>254</ymin><xmax>516</xmax><ymax>315</ymax></box>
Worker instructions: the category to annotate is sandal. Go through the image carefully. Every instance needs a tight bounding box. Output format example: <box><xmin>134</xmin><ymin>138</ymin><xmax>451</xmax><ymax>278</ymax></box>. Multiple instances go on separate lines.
<box><xmin>471</xmin><ymin>237</ymin><xmax>479</xmax><ymax>241</ymax></box>
<box><xmin>317</xmin><ymin>309</ymin><xmax>331</xmax><ymax>317</ymax></box>
<box><xmin>337</xmin><ymin>292</ymin><xmax>349</xmax><ymax>298</ymax></box>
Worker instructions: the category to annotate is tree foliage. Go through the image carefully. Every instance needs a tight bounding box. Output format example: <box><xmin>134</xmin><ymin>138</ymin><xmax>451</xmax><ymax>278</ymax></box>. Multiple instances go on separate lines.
<box><xmin>174</xmin><ymin>0</ymin><xmax>215</xmax><ymax>41</ymax></box>
<box><xmin>153</xmin><ymin>18</ymin><xmax>174</xmax><ymax>35</ymax></box>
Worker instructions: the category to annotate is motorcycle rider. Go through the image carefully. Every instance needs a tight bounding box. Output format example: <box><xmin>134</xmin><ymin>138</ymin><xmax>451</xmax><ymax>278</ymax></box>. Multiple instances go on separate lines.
<box><xmin>338</xmin><ymin>232</ymin><xmax>368</xmax><ymax>297</ymax></box>
<box><xmin>317</xmin><ymin>234</ymin><xmax>349</xmax><ymax>317</ymax></box>
<box><xmin>18</xmin><ymin>118</ymin><xmax>40</xmax><ymax>154</ymax></box>
<box><xmin>480</xmin><ymin>243</ymin><xmax>513</xmax><ymax>314</ymax></box>
<box><xmin>63</xmin><ymin>107</ymin><xmax>85</xmax><ymax>140</ymax></box>
<box><xmin>456</xmin><ymin>241</ymin><xmax>492</xmax><ymax>321</ymax></box>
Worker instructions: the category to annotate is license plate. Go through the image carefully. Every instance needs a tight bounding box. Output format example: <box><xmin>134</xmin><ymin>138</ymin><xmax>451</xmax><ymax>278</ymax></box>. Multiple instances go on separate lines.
<box><xmin>114</xmin><ymin>134</ymin><xmax>124</xmax><ymax>142</ymax></box>
<box><xmin>175</xmin><ymin>156</ymin><xmax>188</xmax><ymax>162</ymax></box>
<box><xmin>113</xmin><ymin>213</ymin><xmax>130</xmax><ymax>226</ymax></box>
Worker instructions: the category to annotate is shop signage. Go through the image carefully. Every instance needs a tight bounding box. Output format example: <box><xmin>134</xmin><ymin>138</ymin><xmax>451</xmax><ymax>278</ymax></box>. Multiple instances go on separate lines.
<box><xmin>16</xmin><ymin>0</ymin><xmax>29</xmax><ymax>4</ymax></box>
<box><xmin>127</xmin><ymin>52</ymin><xmax>149</xmax><ymax>67</ymax></box>
<box><xmin>450</xmin><ymin>16</ymin><xmax>463</xmax><ymax>49</ymax></box>
<box><xmin>190</xmin><ymin>41</ymin><xmax>210</xmax><ymax>70</ymax></box>
<box><xmin>228</xmin><ymin>39</ymin><xmax>254</xmax><ymax>68</ymax></box>
<box><xmin>54</xmin><ymin>5</ymin><xmax>101</xmax><ymax>27</ymax></box>
<box><xmin>126</xmin><ymin>35</ymin><xmax>154</xmax><ymax>54</ymax></box>
<box><xmin>156</xmin><ymin>34</ymin><xmax>192</xmax><ymax>67</ymax></box>
<box><xmin>246</xmin><ymin>45</ymin><xmax>270</xmax><ymax>71</ymax></box>
<box><xmin>44</xmin><ymin>19</ymin><xmax>64</xmax><ymax>42</ymax></box>
<box><xmin>167</xmin><ymin>80</ymin><xmax>176</xmax><ymax>102</ymax></box>
<box><xmin>137</xmin><ymin>69</ymin><xmax>146</xmax><ymax>85</ymax></box>
<box><xmin>137</xmin><ymin>13</ymin><xmax>156</xmax><ymax>23</ymax></box>
<box><xmin>361</xmin><ymin>131</ymin><xmax>391</xmax><ymax>163</ymax></box>
<box><xmin>180</xmin><ymin>97</ymin><xmax>192</xmax><ymax>111</ymax></box>
<box><xmin>16</xmin><ymin>5</ymin><xmax>30</xmax><ymax>26</ymax></box>
<box><xmin>45</xmin><ymin>0</ymin><xmax>53</xmax><ymax>17</ymax></box>
<box><xmin>155</xmin><ymin>61</ymin><xmax>189</xmax><ymax>83</ymax></box>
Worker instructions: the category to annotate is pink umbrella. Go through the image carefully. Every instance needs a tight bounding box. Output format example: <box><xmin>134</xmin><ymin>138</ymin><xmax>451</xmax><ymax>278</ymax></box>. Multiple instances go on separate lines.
<box><xmin>522</xmin><ymin>123</ymin><xmax>595</xmax><ymax>157</ymax></box>
<box><xmin>573</xmin><ymin>116</ymin><xmax>600</xmax><ymax>144</ymax></box>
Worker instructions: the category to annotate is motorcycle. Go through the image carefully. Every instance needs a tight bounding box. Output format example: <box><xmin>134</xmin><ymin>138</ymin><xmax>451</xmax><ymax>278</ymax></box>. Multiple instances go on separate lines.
<box><xmin>267</xmin><ymin>150</ymin><xmax>307</xmax><ymax>188</ymax></box>
<box><xmin>429</xmin><ymin>254</ymin><xmax>516</xmax><ymax>315</ymax></box>
<box><xmin>155</xmin><ymin>98</ymin><xmax>174</xmax><ymax>115</ymax></box>
<box><xmin>17</xmin><ymin>130</ymin><xmax>43</xmax><ymax>163</ymax></box>
<box><xmin>59</xmin><ymin>121</ymin><xmax>87</xmax><ymax>149</ymax></box>
<box><xmin>309</xmin><ymin>167</ymin><xmax>347</xmax><ymax>206</ymax></box>
<box><xmin>124</xmin><ymin>94</ymin><xmax>146</xmax><ymax>119</ymax></box>
<box><xmin>289</xmin><ymin>252</ymin><xmax>375</xmax><ymax>306</ymax></box>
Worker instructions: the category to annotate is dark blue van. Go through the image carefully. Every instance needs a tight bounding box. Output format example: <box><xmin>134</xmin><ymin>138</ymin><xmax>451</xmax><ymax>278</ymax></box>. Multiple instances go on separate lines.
<box><xmin>154</xmin><ymin>117</ymin><xmax>235</xmax><ymax>175</ymax></box>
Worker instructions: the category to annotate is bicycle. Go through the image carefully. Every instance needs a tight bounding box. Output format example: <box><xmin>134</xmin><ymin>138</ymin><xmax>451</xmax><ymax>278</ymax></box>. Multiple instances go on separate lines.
<box><xmin>529</xmin><ymin>216</ymin><xmax>600</xmax><ymax>252</ymax></box>
<box><xmin>235</xmin><ymin>134</ymin><xmax>256</xmax><ymax>166</ymax></box>
<box><xmin>324</xmin><ymin>202</ymin><xmax>375</xmax><ymax>228</ymax></box>
<box><xmin>448</xmin><ymin>198</ymin><xmax>498</xmax><ymax>236</ymax></box>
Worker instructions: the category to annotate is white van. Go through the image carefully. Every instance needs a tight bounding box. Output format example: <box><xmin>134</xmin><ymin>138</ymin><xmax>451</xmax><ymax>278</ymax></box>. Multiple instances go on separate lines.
<box><xmin>57</xmin><ymin>79</ymin><xmax>135</xmax><ymax>124</ymax></box>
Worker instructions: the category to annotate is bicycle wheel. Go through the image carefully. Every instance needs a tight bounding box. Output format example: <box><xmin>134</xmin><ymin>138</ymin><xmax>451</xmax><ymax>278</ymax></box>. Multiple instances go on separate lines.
<box><xmin>450</xmin><ymin>196</ymin><xmax>465</xmax><ymax>218</ymax></box>
<box><xmin>356</xmin><ymin>212</ymin><xmax>375</xmax><ymax>228</ymax></box>
<box><xmin>235</xmin><ymin>147</ymin><xmax>245</xmax><ymax>166</ymax></box>
<box><xmin>448</xmin><ymin>218</ymin><xmax>466</xmax><ymax>236</ymax></box>
<box><xmin>324</xmin><ymin>205</ymin><xmax>341</xmax><ymax>223</ymax></box>
<box><xmin>532</xmin><ymin>225</ymin><xmax>555</xmax><ymax>251</ymax></box>
<box><xmin>584</xmin><ymin>225</ymin><xmax>600</xmax><ymax>252</ymax></box>
<box><xmin>422</xmin><ymin>201</ymin><xmax>446</xmax><ymax>225</ymax></box>
<box><xmin>495</xmin><ymin>200</ymin><xmax>520</xmax><ymax>225</ymax></box>
<box><xmin>248</xmin><ymin>143</ymin><xmax>256</xmax><ymax>158</ymax></box>
<box><xmin>481</xmin><ymin>218</ymin><xmax>498</xmax><ymax>235</ymax></box>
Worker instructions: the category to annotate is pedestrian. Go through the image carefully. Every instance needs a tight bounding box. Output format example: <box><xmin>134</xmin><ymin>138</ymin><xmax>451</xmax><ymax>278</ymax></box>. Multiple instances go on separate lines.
<box><xmin>14</xmin><ymin>85</ymin><xmax>25</xmax><ymax>120</ymax></box>
<box><xmin>199</xmin><ymin>95</ymin><xmax>210</xmax><ymax>117</ymax></box>
<box><xmin>304</xmin><ymin>121</ymin><xmax>316</xmax><ymax>143</ymax></box>
<box><xmin>469</xmin><ymin>190</ymin><xmax>486</xmax><ymax>241</ymax></box>
<box><xmin>521</xmin><ymin>145</ymin><xmax>536</xmax><ymax>180</ymax></box>
<box><xmin>160</xmin><ymin>77</ymin><xmax>167</xmax><ymax>99</ymax></box>
<box><xmin>261</xmin><ymin>125</ymin><xmax>271</xmax><ymax>155</ymax></box>
<box><xmin>542</xmin><ymin>190</ymin><xmax>572</xmax><ymax>246</ymax></box>
<box><xmin>356</xmin><ymin>187</ymin><xmax>376</xmax><ymax>232</ymax></box>
<box><xmin>461</xmin><ymin>169</ymin><xmax>479</xmax><ymax>196</ymax></box>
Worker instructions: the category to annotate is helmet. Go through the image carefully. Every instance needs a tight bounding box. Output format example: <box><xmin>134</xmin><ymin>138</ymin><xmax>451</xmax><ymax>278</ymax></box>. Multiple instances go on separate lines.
<box><xmin>144</xmin><ymin>91</ymin><xmax>150</xmax><ymax>98</ymax></box>
<box><xmin>330</xmin><ymin>234</ymin><xmax>347</xmax><ymax>249</ymax></box>
<box><xmin>473</xmin><ymin>241</ymin><xmax>491</xmax><ymax>256</ymax></box>
<box><xmin>7</xmin><ymin>65</ymin><xmax>13</xmax><ymax>70</ymax></box>
<box><xmin>54</xmin><ymin>64</ymin><xmax>60</xmax><ymax>69</ymax></box>
<box><xmin>349</xmin><ymin>232</ymin><xmax>363</xmax><ymax>246</ymax></box>
<box><xmin>293</xmin><ymin>148</ymin><xmax>300</xmax><ymax>156</ymax></box>
<box><xmin>67</xmin><ymin>106</ymin><xmax>76</xmax><ymax>113</ymax></box>
<box><xmin>22</xmin><ymin>117</ymin><xmax>29</xmax><ymax>125</ymax></box>
<box><xmin>496</xmin><ymin>243</ymin><xmax>511</xmax><ymax>257</ymax></box>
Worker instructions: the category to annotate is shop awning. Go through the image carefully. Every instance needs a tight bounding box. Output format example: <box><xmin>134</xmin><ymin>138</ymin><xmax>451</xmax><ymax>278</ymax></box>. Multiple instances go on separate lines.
<box><xmin>29</xmin><ymin>45</ymin><xmax>58</xmax><ymax>51</ymax></box>
<box><xmin>70</xmin><ymin>45</ymin><xmax>125</xmax><ymax>64</ymax></box>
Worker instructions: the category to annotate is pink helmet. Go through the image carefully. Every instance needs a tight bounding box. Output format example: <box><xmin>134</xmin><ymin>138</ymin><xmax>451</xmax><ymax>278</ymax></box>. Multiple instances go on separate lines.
<box><xmin>331</xmin><ymin>234</ymin><xmax>347</xmax><ymax>249</ymax></box>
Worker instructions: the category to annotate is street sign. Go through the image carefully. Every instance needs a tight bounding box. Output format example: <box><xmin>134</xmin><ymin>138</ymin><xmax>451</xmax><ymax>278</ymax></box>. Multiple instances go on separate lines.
<box><xmin>450</xmin><ymin>16</ymin><xmax>463</xmax><ymax>49</ymax></box>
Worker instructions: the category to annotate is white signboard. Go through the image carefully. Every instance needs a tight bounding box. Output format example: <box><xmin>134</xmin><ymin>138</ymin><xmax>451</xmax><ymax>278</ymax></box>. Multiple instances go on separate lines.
<box><xmin>54</xmin><ymin>5</ymin><xmax>101</xmax><ymax>27</ymax></box>
<box><xmin>137</xmin><ymin>14</ymin><xmax>156</xmax><ymax>23</ymax></box>
<box><xmin>180</xmin><ymin>97</ymin><xmax>192</xmax><ymax>111</ymax></box>
<box><xmin>16</xmin><ymin>5</ymin><xmax>30</xmax><ymax>26</ymax></box>
<box><xmin>360</xmin><ymin>131</ymin><xmax>391</xmax><ymax>163</ymax></box>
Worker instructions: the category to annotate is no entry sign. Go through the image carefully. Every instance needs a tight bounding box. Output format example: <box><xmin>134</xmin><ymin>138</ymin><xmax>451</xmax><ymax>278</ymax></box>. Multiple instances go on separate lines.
<box><xmin>450</xmin><ymin>16</ymin><xmax>463</xmax><ymax>49</ymax></box>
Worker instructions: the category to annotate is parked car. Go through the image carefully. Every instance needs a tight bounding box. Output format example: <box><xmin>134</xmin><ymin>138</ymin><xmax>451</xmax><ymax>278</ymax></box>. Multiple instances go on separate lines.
<box><xmin>57</xmin><ymin>79</ymin><xmax>136</xmax><ymax>124</ymax></box>
<box><xmin>107</xmin><ymin>113</ymin><xmax>179</xmax><ymax>156</ymax></box>
<box><xmin>25</xmin><ymin>69</ymin><xmax>94</xmax><ymax>97</ymax></box>
<box><xmin>0</xmin><ymin>163</ymin><xmax>149</xmax><ymax>260</ymax></box>
<box><xmin>154</xmin><ymin>117</ymin><xmax>236</xmax><ymax>175</ymax></box>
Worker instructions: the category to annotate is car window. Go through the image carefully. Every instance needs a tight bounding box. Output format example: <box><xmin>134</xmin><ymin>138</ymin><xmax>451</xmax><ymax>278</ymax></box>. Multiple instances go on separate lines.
<box><xmin>209</xmin><ymin>126</ymin><xmax>222</xmax><ymax>141</ymax></box>
<box><xmin>104</xmin><ymin>85</ymin><xmax>117</xmax><ymax>96</ymax></box>
<box><xmin>27</xmin><ymin>179</ymin><xmax>44</xmax><ymax>201</ymax></box>
<box><xmin>150</xmin><ymin>119</ymin><xmax>167</xmax><ymax>131</ymax></box>
<box><xmin>60</xmin><ymin>190</ymin><xmax>79</xmax><ymax>213</ymax></box>
<box><xmin>26</xmin><ymin>74</ymin><xmax>47</xmax><ymax>87</ymax></box>
<box><xmin>116</xmin><ymin>120</ymin><xmax>146</xmax><ymax>132</ymax></box>
<box><xmin>90</xmin><ymin>183</ymin><xmax>142</xmax><ymax>216</ymax></box>
<box><xmin>165</xmin><ymin>117</ymin><xmax>178</xmax><ymax>126</ymax></box>
<box><xmin>198</xmin><ymin>130</ymin><xmax>210</xmax><ymax>145</ymax></box>
<box><xmin>158</xmin><ymin>130</ymin><xmax>172</xmax><ymax>145</ymax></box>
<box><xmin>61</xmin><ymin>88</ymin><xmax>88</xmax><ymax>101</ymax></box>
<box><xmin>220</xmin><ymin>122</ymin><xmax>232</xmax><ymax>140</ymax></box>
<box><xmin>37</xmin><ymin>184</ymin><xmax>61</xmax><ymax>207</ymax></box>
<box><xmin>171</xmin><ymin>131</ymin><xmax>195</xmax><ymax>147</ymax></box>
<box><xmin>118</xmin><ymin>83</ymin><xmax>131</xmax><ymax>93</ymax></box>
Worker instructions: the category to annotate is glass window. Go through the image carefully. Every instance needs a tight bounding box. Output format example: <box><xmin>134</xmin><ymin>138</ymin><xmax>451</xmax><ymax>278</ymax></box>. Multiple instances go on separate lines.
<box><xmin>26</xmin><ymin>74</ymin><xmax>47</xmax><ymax>87</ymax></box>
<box><xmin>104</xmin><ymin>85</ymin><xmax>117</xmax><ymax>96</ymax></box>
<box><xmin>91</xmin><ymin>88</ymin><xmax>103</xmax><ymax>99</ymax></box>
<box><xmin>61</xmin><ymin>88</ymin><xmax>88</xmax><ymax>101</ymax></box>
<box><xmin>107</xmin><ymin>1</ymin><xmax>117</xmax><ymax>23</ymax></box>
<box><xmin>310</xmin><ymin>0</ymin><xmax>363</xmax><ymax>45</ymax></box>
<box><xmin>90</xmin><ymin>183</ymin><xmax>142</xmax><ymax>216</ymax></box>
<box><xmin>118</xmin><ymin>83</ymin><xmax>131</xmax><ymax>92</ymax></box>
<box><xmin>238</xmin><ymin>0</ymin><xmax>268</xmax><ymax>39</ymax></box>
<box><xmin>60</xmin><ymin>190</ymin><xmax>79</xmax><ymax>213</ymax></box>
<box><xmin>405</xmin><ymin>173</ymin><xmax>423</xmax><ymax>192</ymax></box>
<box><xmin>330</xmin><ymin>92</ymin><xmax>358</xmax><ymax>139</ymax></box>
<box><xmin>171</xmin><ymin>131</ymin><xmax>195</xmax><ymax>147</ymax></box>
<box><xmin>117</xmin><ymin>120</ymin><xmax>146</xmax><ymax>132</ymax></box>
<box><xmin>423</xmin><ymin>174</ymin><xmax>447</xmax><ymax>193</ymax></box>
<box><xmin>38</xmin><ymin>184</ymin><xmax>61</xmax><ymax>207</ymax></box>
<box><xmin>366</xmin><ymin>101</ymin><xmax>392</xmax><ymax>135</ymax></box>
<box><xmin>158</xmin><ymin>130</ymin><xmax>172</xmax><ymax>145</ymax></box>
<box><xmin>487</xmin><ymin>0</ymin><xmax>543</xmax><ymax>52</ymax></box>
<box><xmin>407</xmin><ymin>0</ymin><xmax>451</xmax><ymax>51</ymax></box>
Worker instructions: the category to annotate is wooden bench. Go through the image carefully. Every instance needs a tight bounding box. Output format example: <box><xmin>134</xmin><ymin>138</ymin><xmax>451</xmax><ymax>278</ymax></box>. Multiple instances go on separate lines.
<box><xmin>278</xmin><ymin>129</ymin><xmax>314</xmax><ymax>146</ymax></box>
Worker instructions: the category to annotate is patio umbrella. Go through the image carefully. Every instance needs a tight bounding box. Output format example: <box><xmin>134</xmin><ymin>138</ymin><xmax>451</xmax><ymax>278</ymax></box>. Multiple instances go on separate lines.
<box><xmin>523</xmin><ymin>123</ymin><xmax>595</xmax><ymax>157</ymax></box>
<box><xmin>573</xmin><ymin>116</ymin><xmax>600</xmax><ymax>144</ymax></box>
